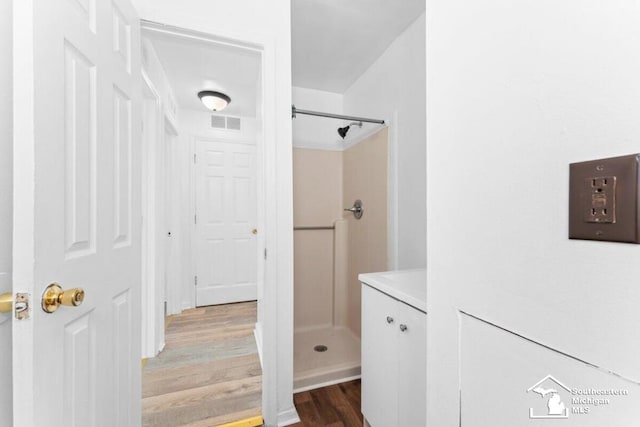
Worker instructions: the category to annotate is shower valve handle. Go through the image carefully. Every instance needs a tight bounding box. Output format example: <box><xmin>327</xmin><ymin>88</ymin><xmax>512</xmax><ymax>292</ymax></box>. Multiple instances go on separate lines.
<box><xmin>386</xmin><ymin>316</ymin><xmax>394</xmax><ymax>324</ymax></box>
<box><xmin>344</xmin><ymin>199</ymin><xmax>363</xmax><ymax>219</ymax></box>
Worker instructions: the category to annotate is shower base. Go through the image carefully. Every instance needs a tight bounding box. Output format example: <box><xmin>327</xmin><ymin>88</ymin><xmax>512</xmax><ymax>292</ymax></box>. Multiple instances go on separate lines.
<box><xmin>293</xmin><ymin>326</ymin><xmax>361</xmax><ymax>392</ymax></box>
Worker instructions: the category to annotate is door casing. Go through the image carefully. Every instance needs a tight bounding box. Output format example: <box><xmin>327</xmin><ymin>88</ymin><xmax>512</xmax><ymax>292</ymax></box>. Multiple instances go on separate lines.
<box><xmin>137</xmin><ymin>21</ymin><xmax>290</xmax><ymax>424</ymax></box>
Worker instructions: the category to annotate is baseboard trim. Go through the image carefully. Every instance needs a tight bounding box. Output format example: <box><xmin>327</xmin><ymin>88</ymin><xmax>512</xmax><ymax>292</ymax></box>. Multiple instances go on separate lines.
<box><xmin>253</xmin><ymin>322</ymin><xmax>263</xmax><ymax>368</ymax></box>
<box><xmin>164</xmin><ymin>314</ymin><xmax>175</xmax><ymax>331</ymax></box>
<box><xmin>253</xmin><ymin>322</ymin><xmax>264</xmax><ymax>369</ymax></box>
<box><xmin>277</xmin><ymin>407</ymin><xmax>301</xmax><ymax>427</ymax></box>
<box><xmin>293</xmin><ymin>374</ymin><xmax>361</xmax><ymax>394</ymax></box>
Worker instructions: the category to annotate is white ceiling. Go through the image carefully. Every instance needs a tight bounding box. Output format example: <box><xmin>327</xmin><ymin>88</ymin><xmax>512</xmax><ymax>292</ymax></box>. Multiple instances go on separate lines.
<box><xmin>144</xmin><ymin>30</ymin><xmax>261</xmax><ymax>117</ymax></box>
<box><xmin>144</xmin><ymin>2</ymin><xmax>424</xmax><ymax>117</ymax></box>
<box><xmin>292</xmin><ymin>0</ymin><xmax>425</xmax><ymax>93</ymax></box>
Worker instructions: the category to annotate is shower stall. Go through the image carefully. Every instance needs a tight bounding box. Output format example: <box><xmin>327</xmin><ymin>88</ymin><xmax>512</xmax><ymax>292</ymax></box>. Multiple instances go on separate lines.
<box><xmin>292</xmin><ymin>107</ymin><xmax>388</xmax><ymax>391</ymax></box>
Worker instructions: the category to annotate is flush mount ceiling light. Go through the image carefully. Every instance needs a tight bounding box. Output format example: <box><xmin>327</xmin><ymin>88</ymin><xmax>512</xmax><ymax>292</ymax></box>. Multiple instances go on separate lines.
<box><xmin>197</xmin><ymin>90</ymin><xmax>231</xmax><ymax>112</ymax></box>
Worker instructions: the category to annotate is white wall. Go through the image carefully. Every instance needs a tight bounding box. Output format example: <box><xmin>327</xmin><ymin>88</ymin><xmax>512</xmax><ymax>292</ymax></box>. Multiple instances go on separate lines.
<box><xmin>426</xmin><ymin>1</ymin><xmax>640</xmax><ymax>425</ymax></box>
<box><xmin>131</xmin><ymin>2</ymin><xmax>295</xmax><ymax>425</ymax></box>
<box><xmin>142</xmin><ymin>37</ymin><xmax>179</xmax><ymax>128</ymax></box>
<box><xmin>0</xmin><ymin>0</ymin><xmax>12</xmax><ymax>420</ymax></box>
<box><xmin>292</xmin><ymin>86</ymin><xmax>387</xmax><ymax>151</ymax></box>
<box><xmin>292</xmin><ymin>87</ymin><xmax>344</xmax><ymax>150</ymax></box>
<box><xmin>344</xmin><ymin>13</ymin><xmax>426</xmax><ymax>270</ymax></box>
<box><xmin>180</xmin><ymin>109</ymin><xmax>260</xmax><ymax>144</ymax></box>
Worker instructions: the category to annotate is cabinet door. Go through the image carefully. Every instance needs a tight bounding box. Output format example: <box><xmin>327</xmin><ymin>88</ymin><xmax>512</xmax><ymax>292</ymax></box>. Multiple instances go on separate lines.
<box><xmin>396</xmin><ymin>303</ymin><xmax>427</xmax><ymax>427</ymax></box>
<box><xmin>361</xmin><ymin>285</ymin><xmax>399</xmax><ymax>427</ymax></box>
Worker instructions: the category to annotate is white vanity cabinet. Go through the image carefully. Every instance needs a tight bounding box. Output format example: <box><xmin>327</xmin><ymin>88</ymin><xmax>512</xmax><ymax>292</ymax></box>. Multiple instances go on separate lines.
<box><xmin>360</xmin><ymin>270</ymin><xmax>427</xmax><ymax>427</ymax></box>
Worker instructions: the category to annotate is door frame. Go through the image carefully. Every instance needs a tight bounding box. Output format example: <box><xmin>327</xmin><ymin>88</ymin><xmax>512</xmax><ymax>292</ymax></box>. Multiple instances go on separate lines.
<box><xmin>163</xmin><ymin>119</ymin><xmax>180</xmax><ymax>316</ymax></box>
<box><xmin>140</xmin><ymin>69</ymin><xmax>166</xmax><ymax>358</ymax></box>
<box><xmin>140</xmin><ymin>65</ymin><xmax>181</xmax><ymax>358</ymax></box>
<box><xmin>138</xmin><ymin>21</ymin><xmax>296</xmax><ymax>425</ymax></box>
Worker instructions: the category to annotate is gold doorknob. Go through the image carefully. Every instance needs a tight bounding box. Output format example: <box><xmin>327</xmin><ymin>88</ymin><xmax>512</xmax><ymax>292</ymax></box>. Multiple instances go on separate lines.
<box><xmin>252</xmin><ymin>228</ymin><xmax>258</xmax><ymax>235</ymax></box>
<box><xmin>42</xmin><ymin>283</ymin><xmax>85</xmax><ymax>313</ymax></box>
<box><xmin>0</xmin><ymin>293</ymin><xmax>12</xmax><ymax>313</ymax></box>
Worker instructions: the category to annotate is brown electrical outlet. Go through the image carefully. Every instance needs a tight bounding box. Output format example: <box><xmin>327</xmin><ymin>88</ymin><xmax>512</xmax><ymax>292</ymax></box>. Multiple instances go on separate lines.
<box><xmin>569</xmin><ymin>154</ymin><xmax>640</xmax><ymax>243</ymax></box>
<box><xmin>583</xmin><ymin>176</ymin><xmax>616</xmax><ymax>224</ymax></box>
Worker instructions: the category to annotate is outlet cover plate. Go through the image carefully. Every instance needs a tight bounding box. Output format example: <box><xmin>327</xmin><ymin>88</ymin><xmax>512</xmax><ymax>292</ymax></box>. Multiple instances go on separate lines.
<box><xmin>569</xmin><ymin>154</ymin><xmax>640</xmax><ymax>243</ymax></box>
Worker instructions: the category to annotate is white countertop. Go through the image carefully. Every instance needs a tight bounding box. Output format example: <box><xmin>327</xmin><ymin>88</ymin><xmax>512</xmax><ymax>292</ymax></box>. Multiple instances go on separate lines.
<box><xmin>358</xmin><ymin>269</ymin><xmax>427</xmax><ymax>313</ymax></box>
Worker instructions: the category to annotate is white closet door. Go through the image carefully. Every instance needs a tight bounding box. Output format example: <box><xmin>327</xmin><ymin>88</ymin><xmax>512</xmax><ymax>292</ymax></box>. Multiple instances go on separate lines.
<box><xmin>195</xmin><ymin>139</ymin><xmax>257</xmax><ymax>306</ymax></box>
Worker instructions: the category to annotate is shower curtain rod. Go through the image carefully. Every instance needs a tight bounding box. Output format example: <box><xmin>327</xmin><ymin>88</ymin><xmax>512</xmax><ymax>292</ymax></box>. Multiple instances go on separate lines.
<box><xmin>291</xmin><ymin>105</ymin><xmax>385</xmax><ymax>125</ymax></box>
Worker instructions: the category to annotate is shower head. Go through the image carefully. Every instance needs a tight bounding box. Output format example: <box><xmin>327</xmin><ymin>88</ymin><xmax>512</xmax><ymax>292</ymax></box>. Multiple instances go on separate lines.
<box><xmin>337</xmin><ymin>126</ymin><xmax>350</xmax><ymax>139</ymax></box>
<box><xmin>337</xmin><ymin>121</ymin><xmax>363</xmax><ymax>139</ymax></box>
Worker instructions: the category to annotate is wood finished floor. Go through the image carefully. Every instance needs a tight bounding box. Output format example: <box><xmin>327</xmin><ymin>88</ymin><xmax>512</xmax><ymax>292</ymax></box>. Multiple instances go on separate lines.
<box><xmin>291</xmin><ymin>380</ymin><xmax>363</xmax><ymax>427</ymax></box>
<box><xmin>142</xmin><ymin>302</ymin><xmax>262</xmax><ymax>427</ymax></box>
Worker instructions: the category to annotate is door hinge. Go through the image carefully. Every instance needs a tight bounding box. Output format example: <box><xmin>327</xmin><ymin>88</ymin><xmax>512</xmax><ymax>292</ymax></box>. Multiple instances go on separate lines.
<box><xmin>194</xmin><ymin>214</ymin><xmax>197</xmax><ymax>224</ymax></box>
<box><xmin>193</xmin><ymin>153</ymin><xmax>197</xmax><ymax>163</ymax></box>
<box><xmin>194</xmin><ymin>276</ymin><xmax>198</xmax><ymax>286</ymax></box>
<box><xmin>264</xmin><ymin>248</ymin><xmax>267</xmax><ymax>260</ymax></box>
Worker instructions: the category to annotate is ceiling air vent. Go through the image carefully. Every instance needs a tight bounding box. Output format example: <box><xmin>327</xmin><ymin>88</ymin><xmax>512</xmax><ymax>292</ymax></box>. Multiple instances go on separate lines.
<box><xmin>226</xmin><ymin>117</ymin><xmax>241</xmax><ymax>131</ymax></box>
<box><xmin>211</xmin><ymin>115</ymin><xmax>226</xmax><ymax>129</ymax></box>
<box><xmin>210</xmin><ymin>115</ymin><xmax>242</xmax><ymax>131</ymax></box>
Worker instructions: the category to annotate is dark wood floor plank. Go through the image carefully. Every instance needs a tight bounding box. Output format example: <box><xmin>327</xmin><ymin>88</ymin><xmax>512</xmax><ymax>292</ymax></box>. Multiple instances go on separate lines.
<box><xmin>340</xmin><ymin>381</ymin><xmax>362</xmax><ymax>420</ymax></box>
<box><xmin>290</xmin><ymin>380</ymin><xmax>363</xmax><ymax>427</ymax></box>
<box><xmin>295</xmin><ymin>399</ymin><xmax>324</xmax><ymax>426</ymax></box>
<box><xmin>326</xmin><ymin>384</ymin><xmax>362</xmax><ymax>426</ymax></box>
<box><xmin>314</xmin><ymin>386</ymin><xmax>343</xmax><ymax>425</ymax></box>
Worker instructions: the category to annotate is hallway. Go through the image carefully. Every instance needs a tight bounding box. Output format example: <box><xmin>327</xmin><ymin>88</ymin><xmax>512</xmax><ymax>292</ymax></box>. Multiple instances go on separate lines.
<box><xmin>142</xmin><ymin>302</ymin><xmax>262</xmax><ymax>426</ymax></box>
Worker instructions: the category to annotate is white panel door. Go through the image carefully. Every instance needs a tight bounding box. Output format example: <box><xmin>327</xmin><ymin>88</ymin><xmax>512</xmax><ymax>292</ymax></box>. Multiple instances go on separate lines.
<box><xmin>12</xmin><ymin>0</ymin><xmax>141</xmax><ymax>426</ymax></box>
<box><xmin>195</xmin><ymin>139</ymin><xmax>258</xmax><ymax>306</ymax></box>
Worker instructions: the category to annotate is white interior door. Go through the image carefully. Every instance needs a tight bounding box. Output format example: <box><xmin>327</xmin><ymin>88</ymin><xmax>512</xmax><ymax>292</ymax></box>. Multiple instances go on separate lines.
<box><xmin>195</xmin><ymin>139</ymin><xmax>258</xmax><ymax>306</ymax></box>
<box><xmin>12</xmin><ymin>0</ymin><xmax>141</xmax><ymax>425</ymax></box>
